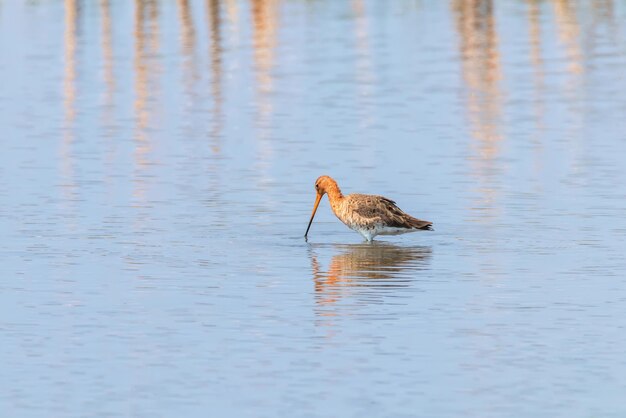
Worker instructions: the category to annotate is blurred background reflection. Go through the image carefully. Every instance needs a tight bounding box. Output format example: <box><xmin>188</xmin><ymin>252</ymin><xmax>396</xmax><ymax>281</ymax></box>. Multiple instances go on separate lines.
<box><xmin>2</xmin><ymin>1</ymin><xmax>626</xmax><ymax>417</ymax></box>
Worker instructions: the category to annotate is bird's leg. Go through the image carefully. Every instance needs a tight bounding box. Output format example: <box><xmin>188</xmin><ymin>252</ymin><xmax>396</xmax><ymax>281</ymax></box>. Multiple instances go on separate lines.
<box><xmin>360</xmin><ymin>230</ymin><xmax>374</xmax><ymax>242</ymax></box>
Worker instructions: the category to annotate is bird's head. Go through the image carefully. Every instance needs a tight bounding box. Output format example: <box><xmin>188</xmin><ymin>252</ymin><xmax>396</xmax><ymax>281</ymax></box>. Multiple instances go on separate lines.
<box><xmin>313</xmin><ymin>175</ymin><xmax>337</xmax><ymax>197</ymax></box>
<box><xmin>305</xmin><ymin>175</ymin><xmax>339</xmax><ymax>239</ymax></box>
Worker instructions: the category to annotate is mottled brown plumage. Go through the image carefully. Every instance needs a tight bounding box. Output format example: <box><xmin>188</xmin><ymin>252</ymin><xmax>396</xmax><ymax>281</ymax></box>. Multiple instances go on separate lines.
<box><xmin>304</xmin><ymin>175</ymin><xmax>432</xmax><ymax>241</ymax></box>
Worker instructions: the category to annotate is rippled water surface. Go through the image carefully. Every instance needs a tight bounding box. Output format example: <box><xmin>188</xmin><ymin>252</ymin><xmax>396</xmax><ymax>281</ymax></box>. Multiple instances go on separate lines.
<box><xmin>3</xmin><ymin>1</ymin><xmax>626</xmax><ymax>417</ymax></box>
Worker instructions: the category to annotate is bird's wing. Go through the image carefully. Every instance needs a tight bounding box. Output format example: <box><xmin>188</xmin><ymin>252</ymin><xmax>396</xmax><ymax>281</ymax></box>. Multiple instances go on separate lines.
<box><xmin>349</xmin><ymin>194</ymin><xmax>432</xmax><ymax>230</ymax></box>
<box><xmin>349</xmin><ymin>195</ymin><xmax>396</xmax><ymax>218</ymax></box>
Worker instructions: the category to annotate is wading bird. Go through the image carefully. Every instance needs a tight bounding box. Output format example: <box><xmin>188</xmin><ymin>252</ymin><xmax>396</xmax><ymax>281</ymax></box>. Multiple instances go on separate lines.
<box><xmin>304</xmin><ymin>175</ymin><xmax>432</xmax><ymax>241</ymax></box>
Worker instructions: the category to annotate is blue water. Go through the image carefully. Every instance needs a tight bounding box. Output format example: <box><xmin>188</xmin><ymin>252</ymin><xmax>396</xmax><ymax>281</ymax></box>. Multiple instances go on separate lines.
<box><xmin>2</xmin><ymin>1</ymin><xmax>626</xmax><ymax>417</ymax></box>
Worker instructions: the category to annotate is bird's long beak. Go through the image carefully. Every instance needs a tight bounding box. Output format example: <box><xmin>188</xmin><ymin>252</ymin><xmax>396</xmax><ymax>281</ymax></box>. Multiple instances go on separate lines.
<box><xmin>304</xmin><ymin>193</ymin><xmax>323</xmax><ymax>238</ymax></box>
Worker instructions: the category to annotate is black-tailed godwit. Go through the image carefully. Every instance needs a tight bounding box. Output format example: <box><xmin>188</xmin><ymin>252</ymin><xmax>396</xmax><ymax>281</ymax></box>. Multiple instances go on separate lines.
<box><xmin>304</xmin><ymin>175</ymin><xmax>433</xmax><ymax>241</ymax></box>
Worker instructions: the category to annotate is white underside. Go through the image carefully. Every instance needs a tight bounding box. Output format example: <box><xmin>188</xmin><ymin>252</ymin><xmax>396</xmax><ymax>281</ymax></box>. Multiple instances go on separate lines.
<box><xmin>350</xmin><ymin>225</ymin><xmax>418</xmax><ymax>241</ymax></box>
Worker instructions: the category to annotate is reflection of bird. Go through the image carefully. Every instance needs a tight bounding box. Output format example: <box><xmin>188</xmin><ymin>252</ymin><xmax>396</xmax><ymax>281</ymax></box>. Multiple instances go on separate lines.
<box><xmin>309</xmin><ymin>242</ymin><xmax>432</xmax><ymax>306</ymax></box>
<box><xmin>305</xmin><ymin>176</ymin><xmax>432</xmax><ymax>241</ymax></box>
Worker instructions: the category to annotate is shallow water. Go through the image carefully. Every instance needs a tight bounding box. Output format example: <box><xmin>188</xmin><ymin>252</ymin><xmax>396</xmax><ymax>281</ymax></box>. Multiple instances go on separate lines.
<box><xmin>2</xmin><ymin>0</ymin><xmax>626</xmax><ymax>417</ymax></box>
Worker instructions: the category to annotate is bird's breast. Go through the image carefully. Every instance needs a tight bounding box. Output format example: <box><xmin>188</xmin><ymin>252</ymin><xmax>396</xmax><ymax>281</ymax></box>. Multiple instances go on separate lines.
<box><xmin>331</xmin><ymin>200</ymin><xmax>356</xmax><ymax>225</ymax></box>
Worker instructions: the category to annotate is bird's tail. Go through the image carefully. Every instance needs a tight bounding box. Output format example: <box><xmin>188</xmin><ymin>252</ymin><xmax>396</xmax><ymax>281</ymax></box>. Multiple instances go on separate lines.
<box><xmin>410</xmin><ymin>218</ymin><xmax>433</xmax><ymax>231</ymax></box>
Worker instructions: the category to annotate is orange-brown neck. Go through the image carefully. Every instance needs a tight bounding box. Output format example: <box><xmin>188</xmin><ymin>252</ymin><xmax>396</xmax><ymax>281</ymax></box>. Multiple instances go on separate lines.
<box><xmin>324</xmin><ymin>182</ymin><xmax>344</xmax><ymax>204</ymax></box>
<box><xmin>305</xmin><ymin>176</ymin><xmax>345</xmax><ymax>239</ymax></box>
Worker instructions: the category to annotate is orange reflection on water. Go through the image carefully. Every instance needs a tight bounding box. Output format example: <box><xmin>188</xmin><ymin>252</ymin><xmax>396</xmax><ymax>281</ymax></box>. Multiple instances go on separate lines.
<box><xmin>250</xmin><ymin>0</ymin><xmax>279</xmax><ymax>176</ymax></box>
<box><xmin>251</xmin><ymin>0</ymin><xmax>277</xmax><ymax>96</ymax></box>
<box><xmin>527</xmin><ymin>0</ymin><xmax>546</xmax><ymax>177</ymax></box>
<box><xmin>133</xmin><ymin>0</ymin><xmax>160</xmax><ymax>201</ymax></box>
<box><xmin>100</xmin><ymin>0</ymin><xmax>114</xmax><ymax>109</ymax></box>
<box><xmin>453</xmin><ymin>0</ymin><xmax>503</xmax><ymax>150</ymax></box>
<box><xmin>310</xmin><ymin>244</ymin><xmax>431</xmax><ymax>310</ymax></box>
<box><xmin>177</xmin><ymin>0</ymin><xmax>199</xmax><ymax>95</ymax></box>
<box><xmin>62</xmin><ymin>0</ymin><xmax>78</xmax><ymax>203</ymax></box>
<box><xmin>224</xmin><ymin>0</ymin><xmax>240</xmax><ymax>42</ymax></box>
<box><xmin>452</xmin><ymin>0</ymin><xmax>504</xmax><ymax>221</ymax></box>
<box><xmin>100</xmin><ymin>0</ymin><xmax>117</xmax><ymax>181</ymax></box>
<box><xmin>207</xmin><ymin>0</ymin><xmax>223</xmax><ymax>153</ymax></box>
<box><xmin>177</xmin><ymin>0</ymin><xmax>196</xmax><ymax>55</ymax></box>
<box><xmin>553</xmin><ymin>0</ymin><xmax>584</xmax><ymax>76</ymax></box>
<box><xmin>528</xmin><ymin>0</ymin><xmax>544</xmax><ymax>77</ymax></box>
<box><xmin>63</xmin><ymin>0</ymin><xmax>77</xmax><ymax>125</ymax></box>
<box><xmin>133</xmin><ymin>0</ymin><xmax>160</xmax><ymax>157</ymax></box>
